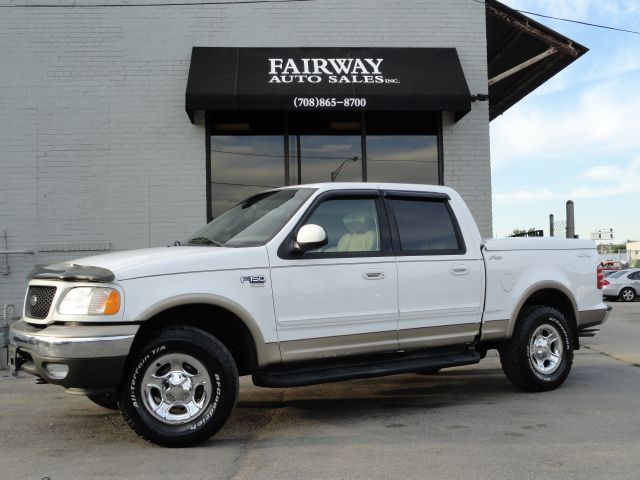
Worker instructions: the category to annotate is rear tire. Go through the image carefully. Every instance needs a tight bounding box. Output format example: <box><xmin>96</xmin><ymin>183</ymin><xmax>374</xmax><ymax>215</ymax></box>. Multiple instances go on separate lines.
<box><xmin>87</xmin><ymin>394</ymin><xmax>118</xmax><ymax>410</ymax></box>
<box><xmin>499</xmin><ymin>305</ymin><xmax>574</xmax><ymax>392</ymax></box>
<box><xmin>619</xmin><ymin>287</ymin><xmax>636</xmax><ymax>302</ymax></box>
<box><xmin>119</xmin><ymin>327</ymin><xmax>239</xmax><ymax>447</ymax></box>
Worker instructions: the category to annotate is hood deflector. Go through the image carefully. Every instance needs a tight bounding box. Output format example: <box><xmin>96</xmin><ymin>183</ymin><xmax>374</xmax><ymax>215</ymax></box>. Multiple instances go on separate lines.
<box><xmin>29</xmin><ymin>263</ymin><xmax>115</xmax><ymax>283</ymax></box>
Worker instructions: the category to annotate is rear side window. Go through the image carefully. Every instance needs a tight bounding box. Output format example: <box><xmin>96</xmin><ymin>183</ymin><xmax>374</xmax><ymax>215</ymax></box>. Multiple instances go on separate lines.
<box><xmin>389</xmin><ymin>198</ymin><xmax>464</xmax><ymax>254</ymax></box>
<box><xmin>608</xmin><ymin>270</ymin><xmax>627</xmax><ymax>279</ymax></box>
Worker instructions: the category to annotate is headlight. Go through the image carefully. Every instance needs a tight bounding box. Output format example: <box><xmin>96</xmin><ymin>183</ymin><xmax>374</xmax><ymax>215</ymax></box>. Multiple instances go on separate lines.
<box><xmin>58</xmin><ymin>287</ymin><xmax>121</xmax><ymax>315</ymax></box>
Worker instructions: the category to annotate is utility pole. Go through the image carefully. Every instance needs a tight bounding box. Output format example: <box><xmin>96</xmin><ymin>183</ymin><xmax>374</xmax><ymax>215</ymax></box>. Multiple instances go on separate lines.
<box><xmin>566</xmin><ymin>201</ymin><xmax>575</xmax><ymax>239</ymax></box>
<box><xmin>549</xmin><ymin>214</ymin><xmax>554</xmax><ymax>237</ymax></box>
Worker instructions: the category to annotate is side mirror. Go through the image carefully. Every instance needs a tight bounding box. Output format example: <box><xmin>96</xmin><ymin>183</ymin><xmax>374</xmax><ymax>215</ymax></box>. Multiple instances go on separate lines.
<box><xmin>295</xmin><ymin>224</ymin><xmax>328</xmax><ymax>251</ymax></box>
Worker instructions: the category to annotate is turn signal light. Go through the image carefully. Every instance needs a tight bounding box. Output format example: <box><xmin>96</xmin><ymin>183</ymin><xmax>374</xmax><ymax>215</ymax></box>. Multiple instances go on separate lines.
<box><xmin>103</xmin><ymin>290</ymin><xmax>121</xmax><ymax>315</ymax></box>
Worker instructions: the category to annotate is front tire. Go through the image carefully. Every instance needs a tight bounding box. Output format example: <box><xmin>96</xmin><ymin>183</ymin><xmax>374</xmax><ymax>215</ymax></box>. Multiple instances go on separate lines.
<box><xmin>619</xmin><ymin>287</ymin><xmax>636</xmax><ymax>302</ymax></box>
<box><xmin>119</xmin><ymin>327</ymin><xmax>239</xmax><ymax>447</ymax></box>
<box><xmin>499</xmin><ymin>305</ymin><xmax>574</xmax><ymax>392</ymax></box>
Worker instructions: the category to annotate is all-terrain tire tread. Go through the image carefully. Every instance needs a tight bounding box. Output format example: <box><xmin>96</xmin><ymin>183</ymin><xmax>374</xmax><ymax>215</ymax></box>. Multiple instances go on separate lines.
<box><xmin>499</xmin><ymin>305</ymin><xmax>574</xmax><ymax>392</ymax></box>
<box><xmin>119</xmin><ymin>326</ymin><xmax>239</xmax><ymax>447</ymax></box>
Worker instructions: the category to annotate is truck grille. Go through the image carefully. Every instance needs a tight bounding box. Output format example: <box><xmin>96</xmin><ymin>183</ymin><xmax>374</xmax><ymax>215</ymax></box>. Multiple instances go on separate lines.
<box><xmin>26</xmin><ymin>286</ymin><xmax>57</xmax><ymax>319</ymax></box>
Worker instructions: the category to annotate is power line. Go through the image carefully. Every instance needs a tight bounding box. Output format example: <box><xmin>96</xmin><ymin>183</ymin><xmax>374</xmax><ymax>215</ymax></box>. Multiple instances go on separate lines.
<box><xmin>211</xmin><ymin>148</ymin><xmax>350</xmax><ymax>161</ymax></box>
<box><xmin>517</xmin><ymin>9</ymin><xmax>640</xmax><ymax>35</ymax></box>
<box><xmin>470</xmin><ymin>0</ymin><xmax>640</xmax><ymax>35</ymax></box>
<box><xmin>211</xmin><ymin>148</ymin><xmax>431</xmax><ymax>163</ymax></box>
<box><xmin>0</xmin><ymin>0</ymin><xmax>314</xmax><ymax>8</ymax></box>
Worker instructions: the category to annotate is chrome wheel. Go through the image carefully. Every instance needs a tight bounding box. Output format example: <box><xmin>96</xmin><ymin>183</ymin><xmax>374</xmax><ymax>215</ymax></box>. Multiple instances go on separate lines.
<box><xmin>528</xmin><ymin>323</ymin><xmax>563</xmax><ymax>375</ymax></box>
<box><xmin>141</xmin><ymin>353</ymin><xmax>213</xmax><ymax>425</ymax></box>
<box><xmin>621</xmin><ymin>288</ymin><xmax>635</xmax><ymax>302</ymax></box>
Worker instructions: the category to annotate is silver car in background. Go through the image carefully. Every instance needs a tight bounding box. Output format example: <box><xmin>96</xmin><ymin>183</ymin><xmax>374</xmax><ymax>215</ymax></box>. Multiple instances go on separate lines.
<box><xmin>603</xmin><ymin>269</ymin><xmax>640</xmax><ymax>302</ymax></box>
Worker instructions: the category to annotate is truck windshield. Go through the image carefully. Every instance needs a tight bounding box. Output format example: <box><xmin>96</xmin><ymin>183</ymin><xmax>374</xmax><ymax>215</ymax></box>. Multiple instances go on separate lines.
<box><xmin>185</xmin><ymin>188</ymin><xmax>314</xmax><ymax>247</ymax></box>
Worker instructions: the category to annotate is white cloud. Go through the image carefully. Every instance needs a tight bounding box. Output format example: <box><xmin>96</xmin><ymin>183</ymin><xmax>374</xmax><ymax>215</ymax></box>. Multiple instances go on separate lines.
<box><xmin>494</xmin><ymin>189</ymin><xmax>555</xmax><ymax>205</ymax></box>
<box><xmin>490</xmin><ymin>79</ymin><xmax>640</xmax><ymax>169</ymax></box>
<box><xmin>493</xmin><ymin>158</ymin><xmax>640</xmax><ymax>206</ymax></box>
<box><xmin>530</xmin><ymin>48</ymin><xmax>640</xmax><ymax>97</ymax></box>
<box><xmin>584</xmin><ymin>49</ymin><xmax>640</xmax><ymax>82</ymax></box>
<box><xmin>505</xmin><ymin>0</ymin><xmax>639</xmax><ymax>23</ymax></box>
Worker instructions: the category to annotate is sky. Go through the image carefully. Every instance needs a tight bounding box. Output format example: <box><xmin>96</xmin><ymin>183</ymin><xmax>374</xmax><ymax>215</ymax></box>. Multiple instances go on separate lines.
<box><xmin>490</xmin><ymin>0</ymin><xmax>640</xmax><ymax>243</ymax></box>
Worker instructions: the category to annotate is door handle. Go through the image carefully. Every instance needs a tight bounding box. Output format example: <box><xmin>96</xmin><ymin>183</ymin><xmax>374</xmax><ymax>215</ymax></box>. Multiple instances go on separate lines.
<box><xmin>363</xmin><ymin>270</ymin><xmax>385</xmax><ymax>280</ymax></box>
<box><xmin>449</xmin><ymin>264</ymin><xmax>469</xmax><ymax>275</ymax></box>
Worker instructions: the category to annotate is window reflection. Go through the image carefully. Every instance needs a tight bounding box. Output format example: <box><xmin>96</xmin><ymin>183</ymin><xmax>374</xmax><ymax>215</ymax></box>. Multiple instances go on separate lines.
<box><xmin>289</xmin><ymin>136</ymin><xmax>362</xmax><ymax>184</ymax></box>
<box><xmin>366</xmin><ymin>136</ymin><xmax>438</xmax><ymax>184</ymax></box>
<box><xmin>208</xmin><ymin>118</ymin><xmax>440</xmax><ymax>219</ymax></box>
<box><xmin>210</xmin><ymin>136</ymin><xmax>284</xmax><ymax>217</ymax></box>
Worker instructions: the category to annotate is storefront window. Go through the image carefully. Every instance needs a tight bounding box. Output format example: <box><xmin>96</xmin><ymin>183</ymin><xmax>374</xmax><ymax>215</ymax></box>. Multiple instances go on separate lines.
<box><xmin>366</xmin><ymin>136</ymin><xmax>438</xmax><ymax>184</ymax></box>
<box><xmin>289</xmin><ymin>135</ymin><xmax>362</xmax><ymax>184</ymax></box>
<box><xmin>208</xmin><ymin>112</ymin><xmax>440</xmax><ymax>220</ymax></box>
<box><xmin>210</xmin><ymin>135</ymin><xmax>285</xmax><ymax>217</ymax></box>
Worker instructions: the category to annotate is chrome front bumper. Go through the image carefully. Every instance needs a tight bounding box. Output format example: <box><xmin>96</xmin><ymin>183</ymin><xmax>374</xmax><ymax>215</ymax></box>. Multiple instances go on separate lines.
<box><xmin>9</xmin><ymin>320</ymin><xmax>138</xmax><ymax>359</ymax></box>
<box><xmin>9</xmin><ymin>319</ymin><xmax>139</xmax><ymax>393</ymax></box>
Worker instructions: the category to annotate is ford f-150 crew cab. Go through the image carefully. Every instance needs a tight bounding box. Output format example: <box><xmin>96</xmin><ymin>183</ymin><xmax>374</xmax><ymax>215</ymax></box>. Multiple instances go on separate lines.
<box><xmin>9</xmin><ymin>183</ymin><xmax>610</xmax><ymax>447</ymax></box>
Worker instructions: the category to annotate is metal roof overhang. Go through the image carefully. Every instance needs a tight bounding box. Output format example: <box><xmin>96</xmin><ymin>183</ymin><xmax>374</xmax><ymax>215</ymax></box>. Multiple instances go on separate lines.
<box><xmin>486</xmin><ymin>0</ymin><xmax>588</xmax><ymax>121</ymax></box>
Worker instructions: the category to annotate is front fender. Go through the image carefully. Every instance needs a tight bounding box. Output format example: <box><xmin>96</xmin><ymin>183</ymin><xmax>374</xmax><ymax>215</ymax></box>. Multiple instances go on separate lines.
<box><xmin>132</xmin><ymin>293</ymin><xmax>281</xmax><ymax>368</ymax></box>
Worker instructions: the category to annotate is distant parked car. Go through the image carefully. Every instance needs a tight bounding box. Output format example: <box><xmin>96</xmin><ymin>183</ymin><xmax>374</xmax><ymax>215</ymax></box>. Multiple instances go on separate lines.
<box><xmin>603</xmin><ymin>269</ymin><xmax>640</xmax><ymax>302</ymax></box>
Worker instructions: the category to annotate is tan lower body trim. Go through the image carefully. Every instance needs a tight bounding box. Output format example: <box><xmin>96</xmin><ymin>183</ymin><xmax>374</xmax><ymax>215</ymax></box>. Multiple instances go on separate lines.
<box><xmin>279</xmin><ymin>330</ymin><xmax>397</xmax><ymax>363</ymax></box>
<box><xmin>577</xmin><ymin>308</ymin><xmax>610</xmax><ymax>329</ymax></box>
<box><xmin>480</xmin><ymin>319</ymin><xmax>510</xmax><ymax>341</ymax></box>
<box><xmin>261</xmin><ymin>342</ymin><xmax>283</xmax><ymax>367</ymax></box>
<box><xmin>399</xmin><ymin>323</ymin><xmax>478</xmax><ymax>350</ymax></box>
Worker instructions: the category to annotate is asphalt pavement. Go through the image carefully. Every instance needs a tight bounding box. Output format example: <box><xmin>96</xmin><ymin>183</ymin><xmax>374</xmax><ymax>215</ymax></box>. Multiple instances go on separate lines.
<box><xmin>1</xmin><ymin>302</ymin><xmax>639</xmax><ymax>480</ymax></box>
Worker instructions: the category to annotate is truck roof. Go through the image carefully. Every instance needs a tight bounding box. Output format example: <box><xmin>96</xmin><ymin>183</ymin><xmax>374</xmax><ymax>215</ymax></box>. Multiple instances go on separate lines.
<box><xmin>279</xmin><ymin>182</ymin><xmax>456</xmax><ymax>195</ymax></box>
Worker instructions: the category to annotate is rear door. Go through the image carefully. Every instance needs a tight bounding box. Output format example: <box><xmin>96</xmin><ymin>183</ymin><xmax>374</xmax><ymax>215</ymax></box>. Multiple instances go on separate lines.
<box><xmin>629</xmin><ymin>271</ymin><xmax>640</xmax><ymax>291</ymax></box>
<box><xmin>383</xmin><ymin>191</ymin><xmax>483</xmax><ymax>350</ymax></box>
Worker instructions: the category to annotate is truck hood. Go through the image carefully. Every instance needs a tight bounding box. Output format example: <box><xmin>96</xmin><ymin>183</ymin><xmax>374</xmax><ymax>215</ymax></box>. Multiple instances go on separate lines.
<box><xmin>70</xmin><ymin>246</ymin><xmax>269</xmax><ymax>281</ymax></box>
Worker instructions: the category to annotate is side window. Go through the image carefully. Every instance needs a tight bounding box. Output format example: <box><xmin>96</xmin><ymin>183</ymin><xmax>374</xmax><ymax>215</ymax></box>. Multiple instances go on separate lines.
<box><xmin>303</xmin><ymin>198</ymin><xmax>381</xmax><ymax>253</ymax></box>
<box><xmin>389</xmin><ymin>198</ymin><xmax>463</xmax><ymax>254</ymax></box>
<box><xmin>629</xmin><ymin>272</ymin><xmax>640</xmax><ymax>280</ymax></box>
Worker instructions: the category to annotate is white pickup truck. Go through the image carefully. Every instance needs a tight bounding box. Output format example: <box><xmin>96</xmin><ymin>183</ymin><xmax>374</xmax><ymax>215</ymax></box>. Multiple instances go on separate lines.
<box><xmin>9</xmin><ymin>183</ymin><xmax>610</xmax><ymax>447</ymax></box>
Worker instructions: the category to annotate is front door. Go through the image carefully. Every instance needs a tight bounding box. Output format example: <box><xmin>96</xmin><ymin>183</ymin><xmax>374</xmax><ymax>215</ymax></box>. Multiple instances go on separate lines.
<box><xmin>384</xmin><ymin>192</ymin><xmax>484</xmax><ymax>350</ymax></box>
<box><xmin>267</xmin><ymin>191</ymin><xmax>398</xmax><ymax>362</ymax></box>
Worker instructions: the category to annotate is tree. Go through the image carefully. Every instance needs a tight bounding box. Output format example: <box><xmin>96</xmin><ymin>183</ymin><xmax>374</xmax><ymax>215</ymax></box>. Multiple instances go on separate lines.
<box><xmin>511</xmin><ymin>227</ymin><xmax>537</xmax><ymax>236</ymax></box>
<box><xmin>597</xmin><ymin>240</ymin><xmax>637</xmax><ymax>254</ymax></box>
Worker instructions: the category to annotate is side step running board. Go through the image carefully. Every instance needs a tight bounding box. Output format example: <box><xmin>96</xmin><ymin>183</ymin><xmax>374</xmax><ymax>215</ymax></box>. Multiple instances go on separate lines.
<box><xmin>252</xmin><ymin>347</ymin><xmax>481</xmax><ymax>388</ymax></box>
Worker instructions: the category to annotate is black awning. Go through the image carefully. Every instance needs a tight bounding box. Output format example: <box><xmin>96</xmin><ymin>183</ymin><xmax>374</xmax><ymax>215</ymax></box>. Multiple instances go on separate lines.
<box><xmin>185</xmin><ymin>47</ymin><xmax>471</xmax><ymax>123</ymax></box>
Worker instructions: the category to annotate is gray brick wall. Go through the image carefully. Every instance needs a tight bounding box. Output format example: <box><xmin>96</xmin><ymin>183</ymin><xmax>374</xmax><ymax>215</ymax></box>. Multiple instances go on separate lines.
<box><xmin>0</xmin><ymin>0</ymin><xmax>491</xmax><ymax>313</ymax></box>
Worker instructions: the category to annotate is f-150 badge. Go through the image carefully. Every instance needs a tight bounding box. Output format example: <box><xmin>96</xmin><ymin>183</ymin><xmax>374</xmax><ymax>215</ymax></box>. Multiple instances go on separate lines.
<box><xmin>240</xmin><ymin>275</ymin><xmax>267</xmax><ymax>286</ymax></box>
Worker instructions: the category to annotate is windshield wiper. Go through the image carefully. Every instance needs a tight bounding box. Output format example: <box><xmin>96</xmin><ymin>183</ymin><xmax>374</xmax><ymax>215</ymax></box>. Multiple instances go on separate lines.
<box><xmin>187</xmin><ymin>237</ymin><xmax>224</xmax><ymax>247</ymax></box>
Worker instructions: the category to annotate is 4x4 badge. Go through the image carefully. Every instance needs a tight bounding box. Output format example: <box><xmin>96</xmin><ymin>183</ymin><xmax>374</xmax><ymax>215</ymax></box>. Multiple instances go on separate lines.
<box><xmin>240</xmin><ymin>275</ymin><xmax>266</xmax><ymax>286</ymax></box>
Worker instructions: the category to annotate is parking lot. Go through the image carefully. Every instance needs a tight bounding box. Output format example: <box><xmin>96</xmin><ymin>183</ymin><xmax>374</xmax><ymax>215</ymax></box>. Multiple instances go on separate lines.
<box><xmin>1</xmin><ymin>302</ymin><xmax>639</xmax><ymax>480</ymax></box>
